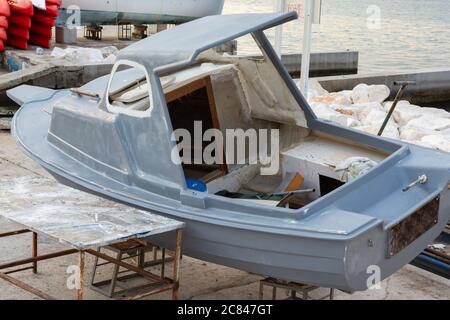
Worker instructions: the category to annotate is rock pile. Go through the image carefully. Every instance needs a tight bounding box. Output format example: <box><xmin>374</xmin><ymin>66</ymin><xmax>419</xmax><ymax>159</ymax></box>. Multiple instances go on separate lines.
<box><xmin>307</xmin><ymin>81</ymin><xmax>450</xmax><ymax>152</ymax></box>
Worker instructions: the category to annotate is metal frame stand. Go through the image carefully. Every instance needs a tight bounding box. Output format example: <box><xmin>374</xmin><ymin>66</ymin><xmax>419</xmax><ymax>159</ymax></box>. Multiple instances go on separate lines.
<box><xmin>90</xmin><ymin>239</ymin><xmax>175</xmax><ymax>298</ymax></box>
<box><xmin>84</xmin><ymin>25</ymin><xmax>103</xmax><ymax>40</ymax></box>
<box><xmin>132</xmin><ymin>25</ymin><xmax>148</xmax><ymax>39</ymax></box>
<box><xmin>259</xmin><ymin>277</ymin><xmax>334</xmax><ymax>300</ymax></box>
<box><xmin>118</xmin><ymin>24</ymin><xmax>132</xmax><ymax>41</ymax></box>
<box><xmin>0</xmin><ymin>228</ymin><xmax>183</xmax><ymax>300</ymax></box>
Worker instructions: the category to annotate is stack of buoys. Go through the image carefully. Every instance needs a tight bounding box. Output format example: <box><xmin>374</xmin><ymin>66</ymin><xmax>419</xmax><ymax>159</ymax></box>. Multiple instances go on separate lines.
<box><xmin>29</xmin><ymin>0</ymin><xmax>61</xmax><ymax>48</ymax></box>
<box><xmin>6</xmin><ymin>0</ymin><xmax>34</xmax><ymax>50</ymax></box>
<box><xmin>0</xmin><ymin>0</ymin><xmax>10</xmax><ymax>51</ymax></box>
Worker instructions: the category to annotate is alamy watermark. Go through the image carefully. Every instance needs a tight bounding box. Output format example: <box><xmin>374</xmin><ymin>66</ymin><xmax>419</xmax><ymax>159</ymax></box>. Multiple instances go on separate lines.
<box><xmin>65</xmin><ymin>5</ymin><xmax>81</xmax><ymax>29</ymax></box>
<box><xmin>66</xmin><ymin>265</ymin><xmax>81</xmax><ymax>290</ymax></box>
<box><xmin>171</xmin><ymin>121</ymin><xmax>280</xmax><ymax>176</ymax></box>
<box><xmin>366</xmin><ymin>265</ymin><xmax>382</xmax><ymax>290</ymax></box>
<box><xmin>366</xmin><ymin>5</ymin><xmax>381</xmax><ymax>30</ymax></box>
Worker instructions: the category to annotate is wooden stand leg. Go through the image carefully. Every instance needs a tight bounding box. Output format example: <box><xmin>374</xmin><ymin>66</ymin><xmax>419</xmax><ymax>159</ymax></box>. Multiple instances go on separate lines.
<box><xmin>108</xmin><ymin>252</ymin><xmax>122</xmax><ymax>298</ymax></box>
<box><xmin>171</xmin><ymin>229</ymin><xmax>182</xmax><ymax>300</ymax></box>
<box><xmin>161</xmin><ymin>248</ymin><xmax>166</xmax><ymax>278</ymax></box>
<box><xmin>32</xmin><ymin>232</ymin><xmax>38</xmax><ymax>274</ymax></box>
<box><xmin>77</xmin><ymin>251</ymin><xmax>85</xmax><ymax>300</ymax></box>
<box><xmin>258</xmin><ymin>282</ymin><xmax>264</xmax><ymax>300</ymax></box>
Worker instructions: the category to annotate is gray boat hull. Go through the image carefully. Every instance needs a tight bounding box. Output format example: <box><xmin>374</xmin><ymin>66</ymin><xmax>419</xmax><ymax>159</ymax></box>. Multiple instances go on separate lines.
<box><xmin>10</xmin><ymin>13</ymin><xmax>450</xmax><ymax>292</ymax></box>
<box><xmin>11</xmin><ymin>91</ymin><xmax>450</xmax><ymax>291</ymax></box>
<box><xmin>36</xmin><ymin>165</ymin><xmax>450</xmax><ymax>291</ymax></box>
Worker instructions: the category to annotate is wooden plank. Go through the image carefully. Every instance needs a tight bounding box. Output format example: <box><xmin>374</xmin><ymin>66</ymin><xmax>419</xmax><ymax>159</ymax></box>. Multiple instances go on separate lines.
<box><xmin>165</xmin><ymin>78</ymin><xmax>207</xmax><ymax>103</ymax></box>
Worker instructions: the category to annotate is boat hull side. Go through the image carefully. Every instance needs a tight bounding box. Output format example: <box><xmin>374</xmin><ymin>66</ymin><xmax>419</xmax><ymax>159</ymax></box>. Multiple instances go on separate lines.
<box><xmin>48</xmin><ymin>170</ymin><xmax>448</xmax><ymax>292</ymax></box>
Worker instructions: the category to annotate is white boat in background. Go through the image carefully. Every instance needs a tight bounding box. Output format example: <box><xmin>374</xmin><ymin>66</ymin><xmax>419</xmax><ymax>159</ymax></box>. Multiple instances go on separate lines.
<box><xmin>56</xmin><ymin>0</ymin><xmax>225</xmax><ymax>26</ymax></box>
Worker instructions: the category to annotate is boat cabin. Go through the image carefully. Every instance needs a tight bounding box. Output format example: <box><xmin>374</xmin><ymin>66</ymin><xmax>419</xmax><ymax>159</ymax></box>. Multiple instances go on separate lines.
<box><xmin>104</xmin><ymin>46</ymin><xmax>388</xmax><ymax>209</ymax></box>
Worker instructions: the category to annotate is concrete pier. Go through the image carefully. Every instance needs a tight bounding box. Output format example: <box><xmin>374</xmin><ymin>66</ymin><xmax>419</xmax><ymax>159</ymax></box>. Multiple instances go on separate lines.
<box><xmin>282</xmin><ymin>51</ymin><xmax>359</xmax><ymax>77</ymax></box>
<box><xmin>317</xmin><ymin>68</ymin><xmax>450</xmax><ymax>107</ymax></box>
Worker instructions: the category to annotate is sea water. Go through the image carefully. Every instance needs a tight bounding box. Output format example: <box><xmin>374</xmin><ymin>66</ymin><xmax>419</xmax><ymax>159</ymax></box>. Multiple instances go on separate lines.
<box><xmin>224</xmin><ymin>0</ymin><xmax>450</xmax><ymax>74</ymax></box>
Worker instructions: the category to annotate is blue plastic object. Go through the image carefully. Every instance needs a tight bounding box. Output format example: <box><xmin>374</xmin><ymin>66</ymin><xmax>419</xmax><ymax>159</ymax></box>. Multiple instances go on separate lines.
<box><xmin>186</xmin><ymin>179</ymin><xmax>207</xmax><ymax>192</ymax></box>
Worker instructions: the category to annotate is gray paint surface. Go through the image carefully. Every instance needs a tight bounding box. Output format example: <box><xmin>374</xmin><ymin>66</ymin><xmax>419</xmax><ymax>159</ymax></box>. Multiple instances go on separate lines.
<box><xmin>9</xmin><ymin>13</ymin><xmax>450</xmax><ymax>291</ymax></box>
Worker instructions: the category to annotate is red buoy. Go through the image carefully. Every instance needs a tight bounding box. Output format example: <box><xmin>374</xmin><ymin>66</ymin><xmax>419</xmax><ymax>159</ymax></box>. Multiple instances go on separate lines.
<box><xmin>7</xmin><ymin>23</ymin><xmax>29</xmax><ymax>39</ymax></box>
<box><xmin>32</xmin><ymin>10</ymin><xmax>55</xmax><ymax>26</ymax></box>
<box><xmin>6</xmin><ymin>35</ymin><xmax>27</xmax><ymax>49</ymax></box>
<box><xmin>42</xmin><ymin>3</ymin><xmax>59</xmax><ymax>17</ymax></box>
<box><xmin>8</xmin><ymin>0</ymin><xmax>33</xmax><ymax>17</ymax></box>
<box><xmin>29</xmin><ymin>22</ymin><xmax>52</xmax><ymax>38</ymax></box>
<box><xmin>0</xmin><ymin>27</ymin><xmax>6</xmax><ymax>41</ymax></box>
<box><xmin>46</xmin><ymin>0</ymin><xmax>62</xmax><ymax>6</ymax></box>
<box><xmin>0</xmin><ymin>15</ymin><xmax>8</xmax><ymax>29</ymax></box>
<box><xmin>0</xmin><ymin>0</ymin><xmax>10</xmax><ymax>17</ymax></box>
<box><xmin>29</xmin><ymin>32</ymin><xmax>50</xmax><ymax>48</ymax></box>
<box><xmin>8</xmin><ymin>13</ymin><xmax>30</xmax><ymax>27</ymax></box>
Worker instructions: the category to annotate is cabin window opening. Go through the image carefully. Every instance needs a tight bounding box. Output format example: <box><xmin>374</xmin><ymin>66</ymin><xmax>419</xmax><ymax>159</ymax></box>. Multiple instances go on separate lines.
<box><xmin>319</xmin><ymin>175</ymin><xmax>345</xmax><ymax>197</ymax></box>
<box><xmin>106</xmin><ymin>60</ymin><xmax>154</xmax><ymax>117</ymax></box>
<box><xmin>166</xmin><ymin>76</ymin><xmax>228</xmax><ymax>184</ymax></box>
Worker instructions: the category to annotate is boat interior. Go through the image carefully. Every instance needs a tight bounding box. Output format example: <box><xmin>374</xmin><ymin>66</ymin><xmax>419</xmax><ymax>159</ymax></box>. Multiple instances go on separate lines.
<box><xmin>107</xmin><ymin>49</ymin><xmax>389</xmax><ymax>210</ymax></box>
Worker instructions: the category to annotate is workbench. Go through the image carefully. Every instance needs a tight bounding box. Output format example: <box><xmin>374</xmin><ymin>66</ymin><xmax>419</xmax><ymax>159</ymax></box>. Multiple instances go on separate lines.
<box><xmin>0</xmin><ymin>176</ymin><xmax>185</xmax><ymax>300</ymax></box>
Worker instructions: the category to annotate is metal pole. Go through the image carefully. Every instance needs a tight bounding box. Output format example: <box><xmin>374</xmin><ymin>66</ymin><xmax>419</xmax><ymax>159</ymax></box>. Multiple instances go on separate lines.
<box><xmin>274</xmin><ymin>0</ymin><xmax>286</xmax><ymax>57</ymax></box>
<box><xmin>378</xmin><ymin>81</ymin><xmax>416</xmax><ymax>136</ymax></box>
<box><xmin>172</xmin><ymin>229</ymin><xmax>183</xmax><ymax>300</ymax></box>
<box><xmin>77</xmin><ymin>251</ymin><xmax>85</xmax><ymax>300</ymax></box>
<box><xmin>32</xmin><ymin>232</ymin><xmax>38</xmax><ymax>274</ymax></box>
<box><xmin>300</xmin><ymin>0</ymin><xmax>314</xmax><ymax>95</ymax></box>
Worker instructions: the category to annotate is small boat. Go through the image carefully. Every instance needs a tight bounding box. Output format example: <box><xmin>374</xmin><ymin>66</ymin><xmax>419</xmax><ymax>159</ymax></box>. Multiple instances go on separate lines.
<box><xmin>56</xmin><ymin>0</ymin><xmax>225</xmax><ymax>26</ymax></box>
<box><xmin>9</xmin><ymin>13</ymin><xmax>450</xmax><ymax>291</ymax></box>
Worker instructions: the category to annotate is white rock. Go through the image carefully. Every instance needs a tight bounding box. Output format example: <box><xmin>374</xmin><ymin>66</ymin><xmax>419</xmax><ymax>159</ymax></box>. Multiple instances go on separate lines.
<box><xmin>329</xmin><ymin>104</ymin><xmax>364</xmax><ymax>118</ymax></box>
<box><xmin>382</xmin><ymin>100</ymin><xmax>423</xmax><ymax>126</ymax></box>
<box><xmin>310</xmin><ymin>91</ymin><xmax>353</xmax><ymax>105</ymax></box>
<box><xmin>311</xmin><ymin>104</ymin><xmax>361</xmax><ymax>128</ymax></box>
<box><xmin>351</xmin><ymin>84</ymin><xmax>390</xmax><ymax>104</ymax></box>
<box><xmin>405</xmin><ymin>115</ymin><xmax>450</xmax><ymax>131</ymax></box>
<box><xmin>304</xmin><ymin>79</ymin><xmax>328</xmax><ymax>101</ymax></box>
<box><xmin>399</xmin><ymin>126</ymin><xmax>437</xmax><ymax>141</ymax></box>
<box><xmin>421</xmin><ymin>107</ymin><xmax>450</xmax><ymax>119</ymax></box>
<box><xmin>420</xmin><ymin>135</ymin><xmax>450</xmax><ymax>152</ymax></box>
<box><xmin>354</xmin><ymin>124</ymin><xmax>399</xmax><ymax>139</ymax></box>
<box><xmin>362</xmin><ymin>109</ymin><xmax>387</xmax><ymax>126</ymax></box>
<box><xmin>439</xmin><ymin>128</ymin><xmax>450</xmax><ymax>137</ymax></box>
<box><xmin>352</xmin><ymin>102</ymin><xmax>385</xmax><ymax>122</ymax></box>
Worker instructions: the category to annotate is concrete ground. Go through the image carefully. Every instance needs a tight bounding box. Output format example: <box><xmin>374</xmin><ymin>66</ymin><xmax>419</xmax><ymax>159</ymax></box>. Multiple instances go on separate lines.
<box><xmin>0</xmin><ymin>131</ymin><xmax>448</xmax><ymax>300</ymax></box>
